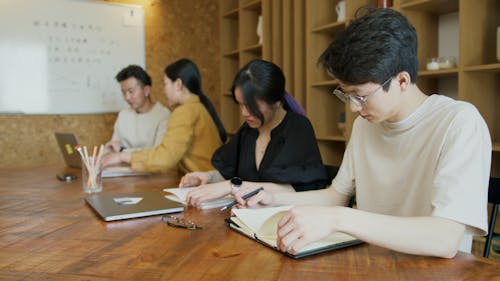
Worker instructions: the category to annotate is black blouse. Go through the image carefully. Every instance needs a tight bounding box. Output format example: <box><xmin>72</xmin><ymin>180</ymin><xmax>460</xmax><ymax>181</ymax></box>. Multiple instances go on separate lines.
<box><xmin>211</xmin><ymin>112</ymin><xmax>328</xmax><ymax>191</ymax></box>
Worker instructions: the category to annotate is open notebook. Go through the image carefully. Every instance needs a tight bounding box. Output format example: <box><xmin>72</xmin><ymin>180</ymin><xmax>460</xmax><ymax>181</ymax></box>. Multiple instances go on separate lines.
<box><xmin>163</xmin><ymin>187</ymin><xmax>234</xmax><ymax>210</ymax></box>
<box><xmin>228</xmin><ymin>206</ymin><xmax>363</xmax><ymax>259</ymax></box>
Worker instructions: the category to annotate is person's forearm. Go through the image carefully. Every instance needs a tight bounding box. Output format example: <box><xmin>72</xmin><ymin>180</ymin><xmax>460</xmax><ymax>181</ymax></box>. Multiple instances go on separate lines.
<box><xmin>207</xmin><ymin>170</ymin><xmax>225</xmax><ymax>183</ymax></box>
<box><xmin>273</xmin><ymin>186</ymin><xmax>349</xmax><ymax>206</ymax></box>
<box><xmin>335</xmin><ymin>207</ymin><xmax>465</xmax><ymax>258</ymax></box>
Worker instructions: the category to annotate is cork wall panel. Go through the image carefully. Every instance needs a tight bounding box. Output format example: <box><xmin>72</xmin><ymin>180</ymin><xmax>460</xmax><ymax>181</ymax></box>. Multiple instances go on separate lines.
<box><xmin>0</xmin><ymin>0</ymin><xmax>220</xmax><ymax>168</ymax></box>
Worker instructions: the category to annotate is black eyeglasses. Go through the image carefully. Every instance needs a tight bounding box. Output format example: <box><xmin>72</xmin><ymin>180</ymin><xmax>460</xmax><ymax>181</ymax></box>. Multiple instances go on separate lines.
<box><xmin>161</xmin><ymin>215</ymin><xmax>202</xmax><ymax>230</ymax></box>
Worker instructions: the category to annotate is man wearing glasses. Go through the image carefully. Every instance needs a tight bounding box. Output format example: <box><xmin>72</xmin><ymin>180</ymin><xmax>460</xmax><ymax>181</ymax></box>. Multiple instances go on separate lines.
<box><xmin>234</xmin><ymin>8</ymin><xmax>491</xmax><ymax>258</ymax></box>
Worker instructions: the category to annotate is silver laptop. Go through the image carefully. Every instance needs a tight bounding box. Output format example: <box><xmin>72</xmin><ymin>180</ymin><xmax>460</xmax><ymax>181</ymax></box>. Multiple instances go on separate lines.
<box><xmin>54</xmin><ymin>132</ymin><xmax>150</xmax><ymax>177</ymax></box>
<box><xmin>85</xmin><ymin>190</ymin><xmax>184</xmax><ymax>221</ymax></box>
<box><xmin>55</xmin><ymin>132</ymin><xmax>82</xmax><ymax>168</ymax></box>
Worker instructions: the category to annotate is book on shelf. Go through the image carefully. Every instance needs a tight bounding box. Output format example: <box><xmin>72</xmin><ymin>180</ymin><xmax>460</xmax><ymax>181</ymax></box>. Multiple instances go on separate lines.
<box><xmin>227</xmin><ymin>206</ymin><xmax>362</xmax><ymax>258</ymax></box>
<box><xmin>163</xmin><ymin>187</ymin><xmax>234</xmax><ymax>210</ymax></box>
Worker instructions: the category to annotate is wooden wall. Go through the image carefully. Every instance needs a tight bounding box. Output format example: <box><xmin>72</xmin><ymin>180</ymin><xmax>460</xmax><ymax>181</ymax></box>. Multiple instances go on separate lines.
<box><xmin>0</xmin><ymin>0</ymin><xmax>220</xmax><ymax>168</ymax></box>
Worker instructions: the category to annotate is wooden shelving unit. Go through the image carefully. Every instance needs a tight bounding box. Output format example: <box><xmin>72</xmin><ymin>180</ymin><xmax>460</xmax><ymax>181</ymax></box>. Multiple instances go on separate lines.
<box><xmin>221</xmin><ymin>0</ymin><xmax>499</xmax><ymax>174</ymax></box>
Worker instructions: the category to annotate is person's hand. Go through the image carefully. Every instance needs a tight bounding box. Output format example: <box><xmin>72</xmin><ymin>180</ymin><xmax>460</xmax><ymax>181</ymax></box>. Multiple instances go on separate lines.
<box><xmin>179</xmin><ymin>171</ymin><xmax>211</xmax><ymax>187</ymax></box>
<box><xmin>186</xmin><ymin>183</ymin><xmax>231</xmax><ymax>209</ymax></box>
<box><xmin>276</xmin><ymin>206</ymin><xmax>340</xmax><ymax>254</ymax></box>
<box><xmin>101</xmin><ymin>152</ymin><xmax>123</xmax><ymax>168</ymax></box>
<box><xmin>232</xmin><ymin>186</ymin><xmax>274</xmax><ymax>208</ymax></box>
<box><xmin>105</xmin><ymin>140</ymin><xmax>122</xmax><ymax>153</ymax></box>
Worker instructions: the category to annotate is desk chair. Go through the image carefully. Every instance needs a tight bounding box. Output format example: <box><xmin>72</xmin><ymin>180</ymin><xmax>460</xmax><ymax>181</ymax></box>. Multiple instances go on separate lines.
<box><xmin>483</xmin><ymin>177</ymin><xmax>500</xmax><ymax>258</ymax></box>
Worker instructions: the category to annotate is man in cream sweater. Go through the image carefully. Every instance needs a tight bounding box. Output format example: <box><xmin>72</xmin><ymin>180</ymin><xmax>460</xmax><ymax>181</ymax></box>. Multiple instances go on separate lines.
<box><xmin>106</xmin><ymin>65</ymin><xmax>170</xmax><ymax>152</ymax></box>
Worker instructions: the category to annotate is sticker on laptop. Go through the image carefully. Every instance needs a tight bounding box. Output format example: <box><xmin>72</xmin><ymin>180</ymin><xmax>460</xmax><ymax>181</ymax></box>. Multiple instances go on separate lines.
<box><xmin>113</xmin><ymin>197</ymin><xmax>143</xmax><ymax>205</ymax></box>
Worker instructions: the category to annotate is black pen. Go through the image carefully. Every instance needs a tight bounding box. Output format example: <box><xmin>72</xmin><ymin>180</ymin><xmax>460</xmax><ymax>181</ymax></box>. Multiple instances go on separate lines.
<box><xmin>220</xmin><ymin>187</ymin><xmax>264</xmax><ymax>211</ymax></box>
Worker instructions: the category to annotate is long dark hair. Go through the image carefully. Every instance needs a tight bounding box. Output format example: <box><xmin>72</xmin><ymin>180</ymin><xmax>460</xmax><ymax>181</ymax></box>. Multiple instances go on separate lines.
<box><xmin>231</xmin><ymin>59</ymin><xmax>292</xmax><ymax>124</ymax></box>
<box><xmin>165</xmin><ymin>58</ymin><xmax>227</xmax><ymax>143</ymax></box>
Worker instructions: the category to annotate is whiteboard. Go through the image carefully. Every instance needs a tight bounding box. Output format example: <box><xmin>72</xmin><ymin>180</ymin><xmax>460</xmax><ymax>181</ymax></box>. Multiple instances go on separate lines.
<box><xmin>0</xmin><ymin>0</ymin><xmax>145</xmax><ymax>114</ymax></box>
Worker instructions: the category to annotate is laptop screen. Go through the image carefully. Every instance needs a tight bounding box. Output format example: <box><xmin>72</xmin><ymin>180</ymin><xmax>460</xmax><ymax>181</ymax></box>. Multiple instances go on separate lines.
<box><xmin>54</xmin><ymin>132</ymin><xmax>81</xmax><ymax>168</ymax></box>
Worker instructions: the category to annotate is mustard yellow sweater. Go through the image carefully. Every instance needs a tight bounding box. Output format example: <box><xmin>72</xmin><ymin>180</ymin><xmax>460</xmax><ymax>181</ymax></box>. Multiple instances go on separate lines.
<box><xmin>131</xmin><ymin>95</ymin><xmax>223</xmax><ymax>174</ymax></box>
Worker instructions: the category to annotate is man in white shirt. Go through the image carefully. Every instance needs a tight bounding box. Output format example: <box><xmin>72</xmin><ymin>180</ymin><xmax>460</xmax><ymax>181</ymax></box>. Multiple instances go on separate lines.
<box><xmin>234</xmin><ymin>8</ymin><xmax>491</xmax><ymax>258</ymax></box>
<box><xmin>106</xmin><ymin>65</ymin><xmax>171</xmax><ymax>152</ymax></box>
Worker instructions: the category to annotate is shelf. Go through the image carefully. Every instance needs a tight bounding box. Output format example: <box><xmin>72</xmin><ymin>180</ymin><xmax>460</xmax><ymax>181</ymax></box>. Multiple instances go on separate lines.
<box><xmin>222</xmin><ymin>8</ymin><xmax>239</xmax><ymax>19</ymax></box>
<box><xmin>311</xmin><ymin>21</ymin><xmax>345</xmax><ymax>34</ymax></box>
<box><xmin>222</xmin><ymin>49</ymin><xmax>239</xmax><ymax>58</ymax></box>
<box><xmin>418</xmin><ymin>68</ymin><xmax>458</xmax><ymax>77</ymax></box>
<box><xmin>317</xmin><ymin>135</ymin><xmax>346</xmax><ymax>142</ymax></box>
<box><xmin>241</xmin><ymin>43</ymin><xmax>262</xmax><ymax>53</ymax></box>
<box><xmin>241</xmin><ymin>0</ymin><xmax>261</xmax><ymax>11</ymax></box>
<box><xmin>493</xmin><ymin>142</ymin><xmax>500</xmax><ymax>152</ymax></box>
<box><xmin>463</xmin><ymin>63</ymin><xmax>500</xmax><ymax>73</ymax></box>
<box><xmin>311</xmin><ymin>80</ymin><xmax>338</xmax><ymax>87</ymax></box>
<box><xmin>399</xmin><ymin>0</ymin><xmax>459</xmax><ymax>14</ymax></box>
<box><xmin>223</xmin><ymin>91</ymin><xmax>233</xmax><ymax>97</ymax></box>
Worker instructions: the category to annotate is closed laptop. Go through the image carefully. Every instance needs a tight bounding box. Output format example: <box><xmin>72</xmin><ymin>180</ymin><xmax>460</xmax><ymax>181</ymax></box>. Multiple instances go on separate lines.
<box><xmin>85</xmin><ymin>190</ymin><xmax>184</xmax><ymax>221</ymax></box>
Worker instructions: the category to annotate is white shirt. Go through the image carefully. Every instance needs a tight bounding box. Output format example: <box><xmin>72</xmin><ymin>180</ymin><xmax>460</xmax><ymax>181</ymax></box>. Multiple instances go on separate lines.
<box><xmin>111</xmin><ymin>102</ymin><xmax>171</xmax><ymax>150</ymax></box>
<box><xmin>332</xmin><ymin>94</ymin><xmax>491</xmax><ymax>252</ymax></box>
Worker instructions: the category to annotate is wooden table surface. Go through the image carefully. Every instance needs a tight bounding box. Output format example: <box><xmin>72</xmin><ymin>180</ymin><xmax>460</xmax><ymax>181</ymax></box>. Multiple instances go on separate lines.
<box><xmin>1</xmin><ymin>166</ymin><xmax>499</xmax><ymax>281</ymax></box>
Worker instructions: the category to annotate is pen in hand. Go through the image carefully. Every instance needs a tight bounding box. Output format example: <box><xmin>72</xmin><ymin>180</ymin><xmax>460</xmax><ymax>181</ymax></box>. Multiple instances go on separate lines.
<box><xmin>220</xmin><ymin>187</ymin><xmax>264</xmax><ymax>211</ymax></box>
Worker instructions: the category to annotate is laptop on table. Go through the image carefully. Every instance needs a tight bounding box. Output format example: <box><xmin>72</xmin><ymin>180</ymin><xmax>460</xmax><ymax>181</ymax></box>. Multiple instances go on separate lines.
<box><xmin>85</xmin><ymin>190</ymin><xmax>184</xmax><ymax>221</ymax></box>
<box><xmin>55</xmin><ymin>132</ymin><xmax>82</xmax><ymax>168</ymax></box>
<box><xmin>54</xmin><ymin>132</ymin><xmax>150</xmax><ymax>178</ymax></box>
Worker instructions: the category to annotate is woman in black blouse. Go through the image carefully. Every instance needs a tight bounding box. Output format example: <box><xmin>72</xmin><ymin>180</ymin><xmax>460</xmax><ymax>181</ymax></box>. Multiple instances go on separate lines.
<box><xmin>182</xmin><ymin>59</ymin><xmax>328</xmax><ymax>208</ymax></box>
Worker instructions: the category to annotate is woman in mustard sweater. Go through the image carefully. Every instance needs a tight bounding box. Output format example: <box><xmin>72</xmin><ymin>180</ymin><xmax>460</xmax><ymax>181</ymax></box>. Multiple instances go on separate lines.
<box><xmin>102</xmin><ymin>58</ymin><xmax>226</xmax><ymax>174</ymax></box>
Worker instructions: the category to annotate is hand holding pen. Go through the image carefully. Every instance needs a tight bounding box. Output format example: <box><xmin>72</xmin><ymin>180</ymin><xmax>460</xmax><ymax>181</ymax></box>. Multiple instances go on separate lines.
<box><xmin>220</xmin><ymin>187</ymin><xmax>264</xmax><ymax>211</ymax></box>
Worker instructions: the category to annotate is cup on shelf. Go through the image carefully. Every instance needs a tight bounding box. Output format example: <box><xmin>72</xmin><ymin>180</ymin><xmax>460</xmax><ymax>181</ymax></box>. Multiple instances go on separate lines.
<box><xmin>426</xmin><ymin>58</ymin><xmax>440</xmax><ymax>71</ymax></box>
<box><xmin>256</xmin><ymin>15</ymin><xmax>263</xmax><ymax>44</ymax></box>
<box><xmin>438</xmin><ymin>56</ymin><xmax>456</xmax><ymax>69</ymax></box>
<box><xmin>335</xmin><ymin>0</ymin><xmax>346</xmax><ymax>22</ymax></box>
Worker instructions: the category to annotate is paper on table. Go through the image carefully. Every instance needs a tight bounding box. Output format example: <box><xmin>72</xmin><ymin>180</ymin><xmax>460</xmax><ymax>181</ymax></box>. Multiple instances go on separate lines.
<box><xmin>163</xmin><ymin>187</ymin><xmax>234</xmax><ymax>210</ymax></box>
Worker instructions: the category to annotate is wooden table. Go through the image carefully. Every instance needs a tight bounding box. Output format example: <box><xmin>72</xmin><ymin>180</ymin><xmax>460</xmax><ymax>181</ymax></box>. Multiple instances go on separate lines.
<box><xmin>1</xmin><ymin>166</ymin><xmax>499</xmax><ymax>281</ymax></box>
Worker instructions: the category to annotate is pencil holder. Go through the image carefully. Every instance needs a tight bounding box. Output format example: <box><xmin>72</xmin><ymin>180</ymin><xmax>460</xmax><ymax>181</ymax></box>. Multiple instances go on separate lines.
<box><xmin>82</xmin><ymin>157</ymin><xmax>102</xmax><ymax>193</ymax></box>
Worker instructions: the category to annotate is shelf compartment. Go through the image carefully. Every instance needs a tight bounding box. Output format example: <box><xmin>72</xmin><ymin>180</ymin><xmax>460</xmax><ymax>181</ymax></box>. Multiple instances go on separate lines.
<box><xmin>307</xmin><ymin>87</ymin><xmax>346</xmax><ymax>138</ymax></box>
<box><xmin>460</xmin><ymin>71</ymin><xmax>500</xmax><ymax>148</ymax></box>
<box><xmin>239</xmin><ymin>2</ymin><xmax>262</xmax><ymax>51</ymax></box>
<box><xmin>220</xmin><ymin>56</ymin><xmax>239</xmax><ymax>93</ymax></box>
<box><xmin>220</xmin><ymin>95</ymin><xmax>242</xmax><ymax>134</ymax></box>
<box><xmin>399</xmin><ymin>0</ymin><xmax>458</xmax><ymax>14</ymax></box>
<box><xmin>317</xmin><ymin>140</ymin><xmax>346</xmax><ymax>167</ymax></box>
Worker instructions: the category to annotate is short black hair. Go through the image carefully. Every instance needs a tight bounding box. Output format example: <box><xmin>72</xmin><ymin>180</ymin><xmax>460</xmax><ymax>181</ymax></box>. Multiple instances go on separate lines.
<box><xmin>115</xmin><ymin>65</ymin><xmax>152</xmax><ymax>87</ymax></box>
<box><xmin>318</xmin><ymin>8</ymin><xmax>418</xmax><ymax>89</ymax></box>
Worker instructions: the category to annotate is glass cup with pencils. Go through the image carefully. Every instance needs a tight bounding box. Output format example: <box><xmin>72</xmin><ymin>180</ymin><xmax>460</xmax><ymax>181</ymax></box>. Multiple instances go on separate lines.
<box><xmin>76</xmin><ymin>144</ymin><xmax>104</xmax><ymax>193</ymax></box>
